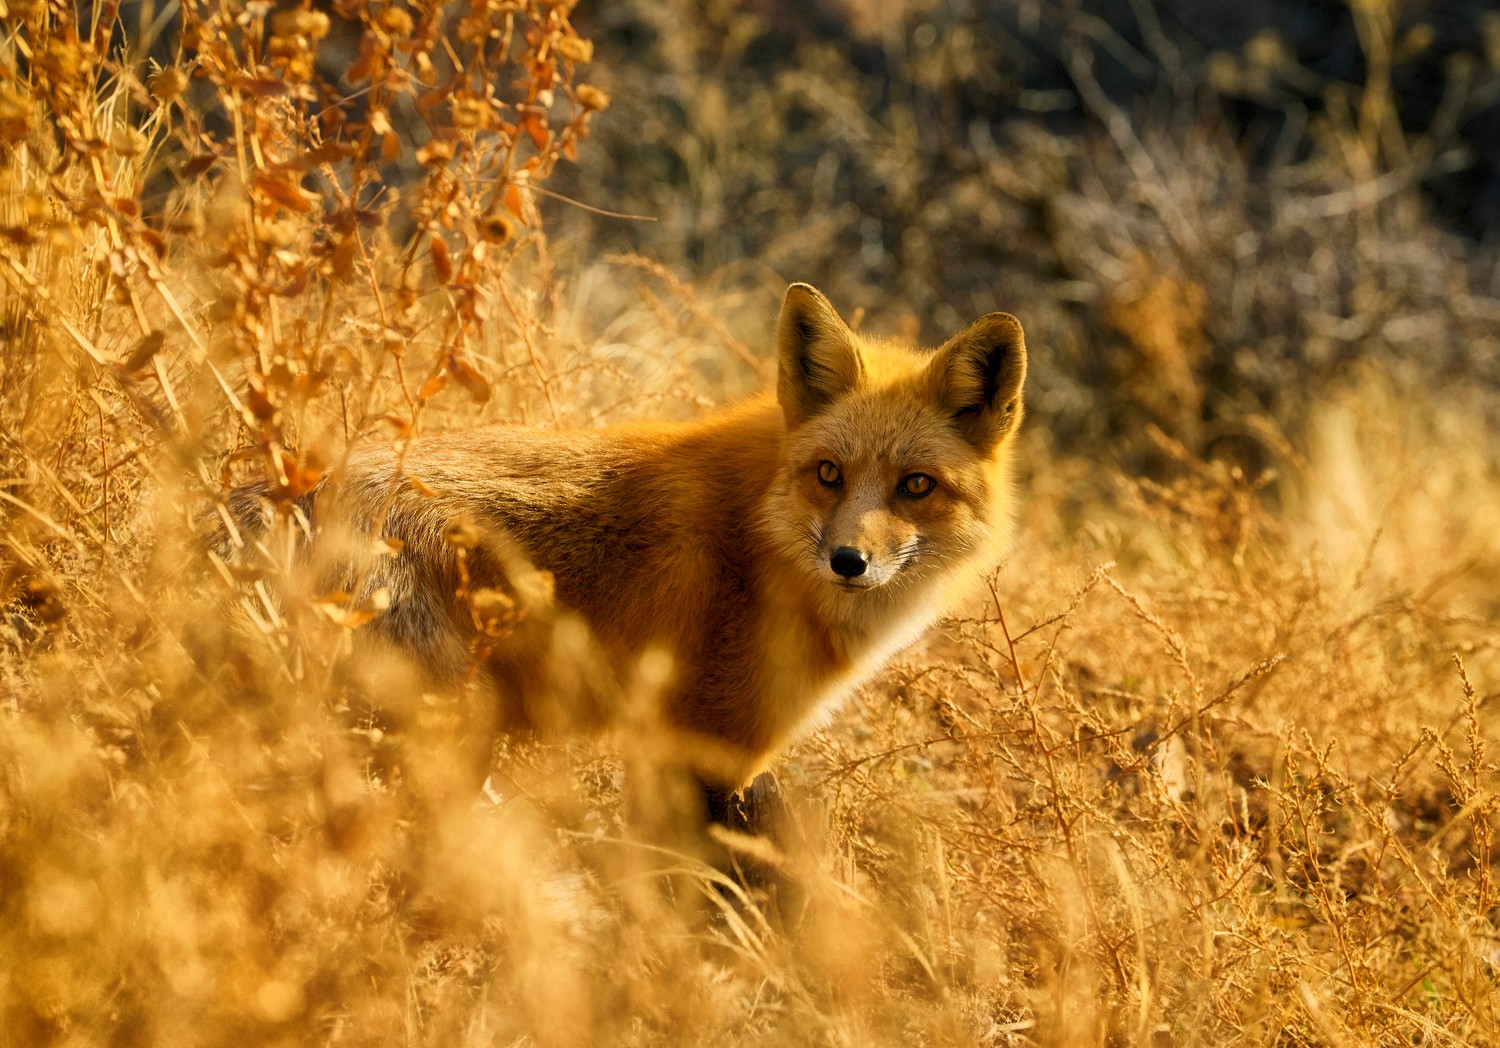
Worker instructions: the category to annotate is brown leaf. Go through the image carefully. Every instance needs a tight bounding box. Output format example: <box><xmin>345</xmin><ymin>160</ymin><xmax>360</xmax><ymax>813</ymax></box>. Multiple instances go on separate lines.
<box><xmin>225</xmin><ymin>563</ymin><xmax>267</xmax><ymax>584</ymax></box>
<box><xmin>417</xmin><ymin>370</ymin><xmax>447</xmax><ymax>403</ymax></box>
<box><xmin>315</xmin><ymin>587</ymin><xmax>390</xmax><ymax>630</ymax></box>
<box><xmin>451</xmin><ymin>356</ymin><xmax>491</xmax><ymax>403</ymax></box>
<box><xmin>331</xmin><ymin>234</ymin><xmax>358</xmax><ymax>282</ymax></box>
<box><xmin>276</xmin><ymin>269</ymin><xmax>312</xmax><ymax>298</ymax></box>
<box><xmin>380</xmin><ymin>414</ymin><xmax>414</xmax><ymax>440</ymax></box>
<box><xmin>344</xmin><ymin>588</ymin><xmax>392</xmax><ymax>629</ymax></box>
<box><xmin>430</xmin><ymin>235</ymin><xmax>452</xmax><ymax>283</ymax></box>
<box><xmin>503</xmin><ymin>183</ymin><xmax>526</xmax><ymax>220</ymax></box>
<box><xmin>296</xmin><ymin>141</ymin><xmax>357</xmax><ymax>168</ymax></box>
<box><xmin>279</xmin><ymin>450</ymin><xmax>323</xmax><ymax>497</ymax></box>
<box><xmin>120</xmin><ymin>330</ymin><xmax>166</xmax><ymax>374</ymax></box>
<box><xmin>180</xmin><ymin>154</ymin><xmax>217</xmax><ymax>177</ymax></box>
<box><xmin>254</xmin><ymin>173</ymin><xmax>316</xmax><ymax>213</ymax></box>
<box><xmin>139</xmin><ymin>229</ymin><xmax>167</xmax><ymax>258</ymax></box>
<box><xmin>370</xmin><ymin>537</ymin><xmax>404</xmax><ymax>557</ymax></box>
<box><xmin>236</xmin><ymin>76</ymin><xmax>291</xmax><ymax>97</ymax></box>
<box><xmin>347</xmin><ymin>56</ymin><xmax>377</xmax><ymax>84</ymax></box>
<box><xmin>521</xmin><ymin>111</ymin><xmax>549</xmax><ymax>150</ymax></box>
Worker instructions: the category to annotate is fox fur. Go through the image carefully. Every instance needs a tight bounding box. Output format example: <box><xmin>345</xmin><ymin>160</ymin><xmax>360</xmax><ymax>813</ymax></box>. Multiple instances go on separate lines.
<box><xmin>223</xmin><ymin>284</ymin><xmax>1026</xmax><ymax>801</ymax></box>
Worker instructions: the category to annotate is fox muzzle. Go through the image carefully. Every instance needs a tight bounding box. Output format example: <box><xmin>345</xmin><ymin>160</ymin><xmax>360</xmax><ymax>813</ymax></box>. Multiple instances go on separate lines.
<box><xmin>830</xmin><ymin>546</ymin><xmax>869</xmax><ymax>578</ymax></box>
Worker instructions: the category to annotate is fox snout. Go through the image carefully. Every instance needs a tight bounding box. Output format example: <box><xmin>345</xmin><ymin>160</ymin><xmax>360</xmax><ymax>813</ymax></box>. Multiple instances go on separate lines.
<box><xmin>824</xmin><ymin>541</ymin><xmax>908</xmax><ymax>587</ymax></box>
<box><xmin>818</xmin><ymin>504</ymin><xmax>922</xmax><ymax>589</ymax></box>
<box><xmin>829</xmin><ymin>546</ymin><xmax>868</xmax><ymax>578</ymax></box>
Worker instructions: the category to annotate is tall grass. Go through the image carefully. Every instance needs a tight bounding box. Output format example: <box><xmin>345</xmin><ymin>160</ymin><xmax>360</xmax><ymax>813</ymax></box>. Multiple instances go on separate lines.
<box><xmin>2</xmin><ymin>2</ymin><xmax>1497</xmax><ymax>1045</ymax></box>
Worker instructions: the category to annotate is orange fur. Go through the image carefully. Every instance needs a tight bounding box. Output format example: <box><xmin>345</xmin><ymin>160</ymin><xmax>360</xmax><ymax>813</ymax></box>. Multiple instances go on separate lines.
<box><xmin>230</xmin><ymin>284</ymin><xmax>1027</xmax><ymax>792</ymax></box>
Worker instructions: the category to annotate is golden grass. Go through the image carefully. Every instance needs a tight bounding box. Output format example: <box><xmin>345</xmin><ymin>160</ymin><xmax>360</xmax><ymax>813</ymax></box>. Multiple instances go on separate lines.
<box><xmin>2</xmin><ymin>3</ymin><xmax>1498</xmax><ymax>1046</ymax></box>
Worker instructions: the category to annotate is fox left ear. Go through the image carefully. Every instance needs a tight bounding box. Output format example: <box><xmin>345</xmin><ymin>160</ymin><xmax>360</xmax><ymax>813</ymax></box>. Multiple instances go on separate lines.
<box><xmin>935</xmin><ymin>312</ymin><xmax>1027</xmax><ymax>451</ymax></box>
<box><xmin>776</xmin><ymin>283</ymin><xmax>864</xmax><ymax>429</ymax></box>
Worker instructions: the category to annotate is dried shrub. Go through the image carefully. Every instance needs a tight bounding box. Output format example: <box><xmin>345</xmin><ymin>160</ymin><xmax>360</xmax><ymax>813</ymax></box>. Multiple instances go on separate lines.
<box><xmin>0</xmin><ymin>2</ymin><xmax>1497</xmax><ymax>1046</ymax></box>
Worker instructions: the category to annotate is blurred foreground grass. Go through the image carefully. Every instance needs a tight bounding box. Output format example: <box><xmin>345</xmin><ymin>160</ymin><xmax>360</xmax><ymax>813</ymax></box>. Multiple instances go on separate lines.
<box><xmin>2</xmin><ymin>2</ymin><xmax>1498</xmax><ymax>1044</ymax></box>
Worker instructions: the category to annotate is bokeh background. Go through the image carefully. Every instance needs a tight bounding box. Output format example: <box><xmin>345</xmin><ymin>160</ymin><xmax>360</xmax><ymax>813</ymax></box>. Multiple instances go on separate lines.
<box><xmin>551</xmin><ymin>0</ymin><xmax>1500</xmax><ymax>454</ymax></box>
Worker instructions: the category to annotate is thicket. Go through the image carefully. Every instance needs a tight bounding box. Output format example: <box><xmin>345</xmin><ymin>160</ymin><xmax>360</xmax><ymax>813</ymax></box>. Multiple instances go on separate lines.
<box><xmin>1</xmin><ymin>1</ymin><xmax>1497</xmax><ymax>1045</ymax></box>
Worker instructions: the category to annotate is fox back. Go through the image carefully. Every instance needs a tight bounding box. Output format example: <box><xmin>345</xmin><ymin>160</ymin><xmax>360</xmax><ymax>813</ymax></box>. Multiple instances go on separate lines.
<box><xmin>222</xmin><ymin>284</ymin><xmax>1027</xmax><ymax>794</ymax></box>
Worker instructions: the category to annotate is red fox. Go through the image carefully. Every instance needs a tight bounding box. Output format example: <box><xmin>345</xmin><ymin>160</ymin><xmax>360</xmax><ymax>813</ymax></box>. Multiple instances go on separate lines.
<box><xmin>223</xmin><ymin>284</ymin><xmax>1026</xmax><ymax>821</ymax></box>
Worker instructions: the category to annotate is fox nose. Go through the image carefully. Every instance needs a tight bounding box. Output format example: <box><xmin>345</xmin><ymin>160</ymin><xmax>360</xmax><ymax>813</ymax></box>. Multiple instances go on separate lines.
<box><xmin>830</xmin><ymin>546</ymin><xmax>868</xmax><ymax>578</ymax></box>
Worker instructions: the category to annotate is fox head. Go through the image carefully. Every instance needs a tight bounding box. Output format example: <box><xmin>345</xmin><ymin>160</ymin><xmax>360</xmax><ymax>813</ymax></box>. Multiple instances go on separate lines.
<box><xmin>763</xmin><ymin>283</ymin><xmax>1027</xmax><ymax>605</ymax></box>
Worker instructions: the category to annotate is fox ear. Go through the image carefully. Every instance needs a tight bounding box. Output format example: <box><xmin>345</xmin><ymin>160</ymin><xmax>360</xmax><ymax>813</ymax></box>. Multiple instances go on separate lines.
<box><xmin>935</xmin><ymin>312</ymin><xmax>1027</xmax><ymax>451</ymax></box>
<box><xmin>776</xmin><ymin>283</ymin><xmax>863</xmax><ymax>428</ymax></box>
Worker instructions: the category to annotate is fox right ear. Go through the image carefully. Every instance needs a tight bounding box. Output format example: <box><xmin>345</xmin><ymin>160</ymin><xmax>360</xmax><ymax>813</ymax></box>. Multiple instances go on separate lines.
<box><xmin>776</xmin><ymin>283</ymin><xmax>863</xmax><ymax>428</ymax></box>
<box><xmin>934</xmin><ymin>311</ymin><xmax>1027</xmax><ymax>452</ymax></box>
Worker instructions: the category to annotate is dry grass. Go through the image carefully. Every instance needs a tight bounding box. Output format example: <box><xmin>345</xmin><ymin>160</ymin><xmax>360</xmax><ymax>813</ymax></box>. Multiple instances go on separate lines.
<box><xmin>3</xmin><ymin>2</ymin><xmax>1498</xmax><ymax>1046</ymax></box>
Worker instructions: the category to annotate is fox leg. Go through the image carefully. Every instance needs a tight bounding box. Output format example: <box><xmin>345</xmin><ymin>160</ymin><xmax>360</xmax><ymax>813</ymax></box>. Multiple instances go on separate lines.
<box><xmin>698</xmin><ymin>772</ymin><xmax>788</xmax><ymax>835</ymax></box>
<box><xmin>700</xmin><ymin>779</ymin><xmax>736</xmax><ymax>828</ymax></box>
<box><xmin>696</xmin><ymin>771</ymin><xmax>805</xmax><ymax>928</ymax></box>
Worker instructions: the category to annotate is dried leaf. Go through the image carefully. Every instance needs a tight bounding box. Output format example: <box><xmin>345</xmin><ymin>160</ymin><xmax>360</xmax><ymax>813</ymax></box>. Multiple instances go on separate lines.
<box><xmin>521</xmin><ymin>111</ymin><xmax>549</xmax><ymax>150</ymax></box>
<box><xmin>430</xmin><ymin>235</ymin><xmax>452</xmax><ymax>283</ymax></box>
<box><xmin>331</xmin><ymin>234</ymin><xmax>358</xmax><ymax>282</ymax></box>
<box><xmin>418</xmin><ymin>370</ymin><xmax>448</xmax><ymax>402</ymax></box>
<box><xmin>296</xmin><ymin>141</ymin><xmax>357</xmax><ymax>168</ymax></box>
<box><xmin>120</xmin><ymin>331</ymin><xmax>166</xmax><ymax>374</ymax></box>
<box><xmin>342</xmin><ymin>588</ymin><xmax>392</xmax><ymax>629</ymax></box>
<box><xmin>346</xmin><ymin>36</ymin><xmax>380</xmax><ymax>83</ymax></box>
<box><xmin>254</xmin><ymin>174</ymin><xmax>316</xmax><ymax>213</ymax></box>
<box><xmin>370</xmin><ymin>537</ymin><xmax>404</xmax><ymax>557</ymax></box>
<box><xmin>503</xmin><ymin>183</ymin><xmax>526</xmax><ymax>220</ymax></box>
<box><xmin>276</xmin><ymin>269</ymin><xmax>312</xmax><ymax>297</ymax></box>
<box><xmin>139</xmin><ymin>229</ymin><xmax>167</xmax><ymax>258</ymax></box>
<box><xmin>278</xmin><ymin>450</ymin><xmax>323</xmax><ymax>497</ymax></box>
<box><xmin>451</xmin><ymin>356</ymin><xmax>491</xmax><ymax>403</ymax></box>
<box><xmin>575</xmin><ymin>84</ymin><xmax>609</xmax><ymax>111</ymax></box>
<box><xmin>236</xmin><ymin>76</ymin><xmax>291</xmax><ymax>97</ymax></box>
<box><xmin>315</xmin><ymin>587</ymin><xmax>391</xmax><ymax>630</ymax></box>
<box><xmin>407</xmin><ymin>476</ymin><xmax>440</xmax><ymax>498</ymax></box>
<box><xmin>180</xmin><ymin>154</ymin><xmax>217</xmax><ymax>177</ymax></box>
<box><xmin>380</xmin><ymin>414</ymin><xmax>414</xmax><ymax>440</ymax></box>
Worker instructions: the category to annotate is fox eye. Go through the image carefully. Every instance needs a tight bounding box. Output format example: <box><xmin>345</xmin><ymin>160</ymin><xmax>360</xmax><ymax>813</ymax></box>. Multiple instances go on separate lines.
<box><xmin>899</xmin><ymin>473</ymin><xmax>935</xmax><ymax>498</ymax></box>
<box><xmin>817</xmin><ymin>461</ymin><xmax>842</xmax><ymax>487</ymax></box>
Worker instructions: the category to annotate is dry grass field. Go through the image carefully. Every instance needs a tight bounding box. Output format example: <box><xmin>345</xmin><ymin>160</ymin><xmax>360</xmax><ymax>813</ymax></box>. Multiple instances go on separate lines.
<box><xmin>2</xmin><ymin>1</ymin><xmax>1498</xmax><ymax>1045</ymax></box>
